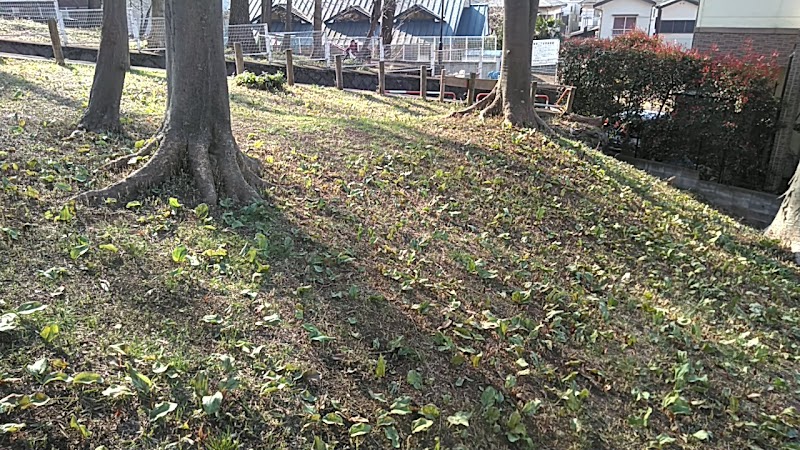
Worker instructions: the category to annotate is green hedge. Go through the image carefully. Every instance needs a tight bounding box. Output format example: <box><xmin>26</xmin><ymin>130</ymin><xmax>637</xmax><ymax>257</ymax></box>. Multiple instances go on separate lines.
<box><xmin>560</xmin><ymin>32</ymin><xmax>781</xmax><ymax>191</ymax></box>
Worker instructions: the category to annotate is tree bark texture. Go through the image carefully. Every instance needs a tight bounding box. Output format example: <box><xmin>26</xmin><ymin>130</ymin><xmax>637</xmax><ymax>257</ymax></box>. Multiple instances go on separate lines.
<box><xmin>79</xmin><ymin>0</ymin><xmax>128</xmax><ymax>133</ymax></box>
<box><xmin>77</xmin><ymin>0</ymin><xmax>267</xmax><ymax>207</ymax></box>
<box><xmin>381</xmin><ymin>0</ymin><xmax>396</xmax><ymax>46</ymax></box>
<box><xmin>367</xmin><ymin>0</ymin><xmax>382</xmax><ymax>40</ymax></box>
<box><xmin>312</xmin><ymin>0</ymin><xmax>322</xmax><ymax>58</ymax></box>
<box><xmin>282</xmin><ymin>0</ymin><xmax>293</xmax><ymax>51</ymax></box>
<box><xmin>451</xmin><ymin>0</ymin><xmax>550</xmax><ymax>131</ymax></box>
<box><xmin>767</xmin><ymin>162</ymin><xmax>800</xmax><ymax>253</ymax></box>
<box><xmin>364</xmin><ymin>0</ymin><xmax>382</xmax><ymax>59</ymax></box>
<box><xmin>284</xmin><ymin>0</ymin><xmax>293</xmax><ymax>33</ymax></box>
<box><xmin>261</xmin><ymin>0</ymin><xmax>272</xmax><ymax>25</ymax></box>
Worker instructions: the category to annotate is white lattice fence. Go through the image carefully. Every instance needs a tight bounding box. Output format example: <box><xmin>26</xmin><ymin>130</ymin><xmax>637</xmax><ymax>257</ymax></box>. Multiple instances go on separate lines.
<box><xmin>0</xmin><ymin>0</ymin><xmax>64</xmax><ymax>44</ymax></box>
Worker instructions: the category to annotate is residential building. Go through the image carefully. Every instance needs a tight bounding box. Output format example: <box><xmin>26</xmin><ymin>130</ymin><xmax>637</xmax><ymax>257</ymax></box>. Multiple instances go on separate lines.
<box><xmin>539</xmin><ymin>0</ymin><xmax>566</xmax><ymax>21</ymax></box>
<box><xmin>594</xmin><ymin>0</ymin><xmax>656</xmax><ymax>38</ymax></box>
<box><xmin>654</xmin><ymin>0</ymin><xmax>697</xmax><ymax>48</ymax></box>
<box><xmin>692</xmin><ymin>0</ymin><xmax>800</xmax><ymax>192</ymax></box>
<box><xmin>247</xmin><ymin>0</ymin><xmax>490</xmax><ymax>44</ymax></box>
<box><xmin>693</xmin><ymin>0</ymin><xmax>800</xmax><ymax>67</ymax></box>
<box><xmin>563</xmin><ymin>0</ymin><xmax>600</xmax><ymax>35</ymax></box>
<box><xmin>583</xmin><ymin>0</ymin><xmax>697</xmax><ymax>43</ymax></box>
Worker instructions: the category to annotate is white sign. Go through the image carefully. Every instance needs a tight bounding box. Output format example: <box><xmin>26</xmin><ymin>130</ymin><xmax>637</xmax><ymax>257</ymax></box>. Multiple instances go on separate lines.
<box><xmin>532</xmin><ymin>38</ymin><xmax>560</xmax><ymax>66</ymax></box>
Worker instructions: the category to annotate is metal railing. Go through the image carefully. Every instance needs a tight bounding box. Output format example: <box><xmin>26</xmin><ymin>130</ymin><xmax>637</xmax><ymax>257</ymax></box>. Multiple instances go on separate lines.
<box><xmin>0</xmin><ymin>1</ymin><xmax>558</xmax><ymax>78</ymax></box>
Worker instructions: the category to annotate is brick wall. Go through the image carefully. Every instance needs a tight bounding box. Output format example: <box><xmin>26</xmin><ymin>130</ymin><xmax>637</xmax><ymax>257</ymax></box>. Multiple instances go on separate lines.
<box><xmin>693</xmin><ymin>28</ymin><xmax>800</xmax><ymax>67</ymax></box>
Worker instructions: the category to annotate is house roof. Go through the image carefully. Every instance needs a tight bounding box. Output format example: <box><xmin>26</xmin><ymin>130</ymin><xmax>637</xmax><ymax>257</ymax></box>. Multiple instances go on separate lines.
<box><xmin>395</xmin><ymin>4</ymin><xmax>442</xmax><ymax>22</ymax></box>
<box><xmin>455</xmin><ymin>3</ymin><xmax>488</xmax><ymax>36</ymax></box>
<box><xmin>325</xmin><ymin>5</ymin><xmax>371</xmax><ymax>23</ymax></box>
<box><xmin>595</xmin><ymin>0</ymin><xmax>656</xmax><ymax>8</ymax></box>
<box><xmin>539</xmin><ymin>0</ymin><xmax>566</xmax><ymax>7</ymax></box>
<box><xmin>655</xmin><ymin>0</ymin><xmax>699</xmax><ymax>8</ymax></box>
<box><xmin>248</xmin><ymin>0</ymin><xmax>489</xmax><ymax>43</ymax></box>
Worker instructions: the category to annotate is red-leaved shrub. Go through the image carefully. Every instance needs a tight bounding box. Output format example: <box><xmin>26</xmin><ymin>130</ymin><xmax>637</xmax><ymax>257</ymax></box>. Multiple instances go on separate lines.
<box><xmin>560</xmin><ymin>31</ymin><xmax>780</xmax><ymax>191</ymax></box>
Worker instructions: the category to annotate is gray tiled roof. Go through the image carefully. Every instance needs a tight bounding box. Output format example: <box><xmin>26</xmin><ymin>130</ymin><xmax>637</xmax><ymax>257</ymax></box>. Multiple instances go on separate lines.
<box><xmin>248</xmin><ymin>0</ymin><xmax>489</xmax><ymax>43</ymax></box>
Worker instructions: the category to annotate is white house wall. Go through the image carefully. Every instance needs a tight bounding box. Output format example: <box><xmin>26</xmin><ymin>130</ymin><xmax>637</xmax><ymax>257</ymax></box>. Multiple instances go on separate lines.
<box><xmin>660</xmin><ymin>1</ymin><xmax>696</xmax><ymax>21</ymax></box>
<box><xmin>659</xmin><ymin>1</ymin><xmax>697</xmax><ymax>48</ymax></box>
<box><xmin>697</xmin><ymin>0</ymin><xmax>800</xmax><ymax>29</ymax></box>
<box><xmin>597</xmin><ymin>0</ymin><xmax>655</xmax><ymax>39</ymax></box>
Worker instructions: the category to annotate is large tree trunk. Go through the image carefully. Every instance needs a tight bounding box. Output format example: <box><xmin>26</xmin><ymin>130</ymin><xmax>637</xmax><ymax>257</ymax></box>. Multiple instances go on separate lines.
<box><xmin>282</xmin><ymin>0</ymin><xmax>293</xmax><ymax>51</ymax></box>
<box><xmin>767</xmin><ymin>161</ymin><xmax>800</xmax><ymax>254</ymax></box>
<box><xmin>261</xmin><ymin>0</ymin><xmax>272</xmax><ymax>24</ymax></box>
<box><xmin>452</xmin><ymin>0</ymin><xmax>550</xmax><ymax>131</ymax></box>
<box><xmin>148</xmin><ymin>0</ymin><xmax>165</xmax><ymax>49</ymax></box>
<box><xmin>380</xmin><ymin>0</ymin><xmax>396</xmax><ymax>46</ymax></box>
<box><xmin>76</xmin><ymin>0</ymin><xmax>267</xmax><ymax>207</ymax></box>
<box><xmin>284</xmin><ymin>0</ymin><xmax>293</xmax><ymax>33</ymax></box>
<box><xmin>312</xmin><ymin>0</ymin><xmax>322</xmax><ymax>58</ymax></box>
<box><xmin>365</xmin><ymin>0</ymin><xmax>382</xmax><ymax>57</ymax></box>
<box><xmin>229</xmin><ymin>0</ymin><xmax>256</xmax><ymax>51</ymax></box>
<box><xmin>79</xmin><ymin>0</ymin><xmax>128</xmax><ymax>133</ymax></box>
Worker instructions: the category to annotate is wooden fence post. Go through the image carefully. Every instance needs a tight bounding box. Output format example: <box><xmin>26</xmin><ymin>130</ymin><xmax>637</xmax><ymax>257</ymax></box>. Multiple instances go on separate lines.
<box><xmin>335</xmin><ymin>54</ymin><xmax>344</xmax><ymax>90</ymax></box>
<box><xmin>234</xmin><ymin>42</ymin><xmax>245</xmax><ymax>75</ymax></box>
<box><xmin>47</xmin><ymin>19</ymin><xmax>65</xmax><ymax>66</ymax></box>
<box><xmin>378</xmin><ymin>61</ymin><xmax>386</xmax><ymax>95</ymax></box>
<box><xmin>566</xmin><ymin>87</ymin><xmax>576</xmax><ymax>113</ymax></box>
<box><xmin>438</xmin><ymin>69</ymin><xmax>446</xmax><ymax>102</ymax></box>
<box><xmin>285</xmin><ymin>49</ymin><xmax>294</xmax><ymax>86</ymax></box>
<box><xmin>420</xmin><ymin>65</ymin><xmax>427</xmax><ymax>100</ymax></box>
<box><xmin>467</xmin><ymin>72</ymin><xmax>477</xmax><ymax>105</ymax></box>
<box><xmin>530</xmin><ymin>81</ymin><xmax>538</xmax><ymax>105</ymax></box>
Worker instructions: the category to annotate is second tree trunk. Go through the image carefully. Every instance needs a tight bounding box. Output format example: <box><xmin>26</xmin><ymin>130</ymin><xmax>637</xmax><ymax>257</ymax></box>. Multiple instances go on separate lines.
<box><xmin>80</xmin><ymin>0</ymin><xmax>128</xmax><ymax>133</ymax></box>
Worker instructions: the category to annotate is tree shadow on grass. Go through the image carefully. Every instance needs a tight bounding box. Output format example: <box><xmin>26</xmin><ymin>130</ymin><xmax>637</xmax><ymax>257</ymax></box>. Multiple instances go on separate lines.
<box><xmin>0</xmin><ymin>69</ymin><xmax>83</xmax><ymax>109</ymax></box>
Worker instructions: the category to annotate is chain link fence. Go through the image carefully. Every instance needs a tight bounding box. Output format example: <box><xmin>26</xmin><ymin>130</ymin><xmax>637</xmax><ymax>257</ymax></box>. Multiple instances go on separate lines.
<box><xmin>0</xmin><ymin>1</ymin><xmax>558</xmax><ymax>79</ymax></box>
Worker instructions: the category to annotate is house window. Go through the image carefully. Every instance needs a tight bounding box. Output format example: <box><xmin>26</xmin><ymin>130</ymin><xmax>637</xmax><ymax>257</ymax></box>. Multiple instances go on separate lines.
<box><xmin>659</xmin><ymin>20</ymin><xmax>695</xmax><ymax>34</ymax></box>
<box><xmin>612</xmin><ymin>16</ymin><xmax>637</xmax><ymax>36</ymax></box>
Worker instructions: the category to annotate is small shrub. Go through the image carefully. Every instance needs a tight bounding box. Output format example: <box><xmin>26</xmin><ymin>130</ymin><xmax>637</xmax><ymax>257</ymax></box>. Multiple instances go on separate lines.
<box><xmin>235</xmin><ymin>71</ymin><xmax>286</xmax><ymax>93</ymax></box>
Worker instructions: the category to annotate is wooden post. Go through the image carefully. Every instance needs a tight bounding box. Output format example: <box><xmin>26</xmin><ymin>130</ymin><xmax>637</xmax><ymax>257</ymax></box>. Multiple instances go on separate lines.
<box><xmin>285</xmin><ymin>49</ymin><xmax>294</xmax><ymax>86</ymax></box>
<box><xmin>334</xmin><ymin>54</ymin><xmax>344</xmax><ymax>90</ymax></box>
<box><xmin>467</xmin><ymin>72</ymin><xmax>477</xmax><ymax>105</ymax></box>
<box><xmin>566</xmin><ymin>87</ymin><xmax>576</xmax><ymax>113</ymax></box>
<box><xmin>47</xmin><ymin>19</ymin><xmax>65</xmax><ymax>67</ymax></box>
<box><xmin>530</xmin><ymin>81</ymin><xmax>538</xmax><ymax>105</ymax></box>
<box><xmin>420</xmin><ymin>65</ymin><xmax>427</xmax><ymax>100</ymax></box>
<box><xmin>378</xmin><ymin>61</ymin><xmax>386</xmax><ymax>96</ymax></box>
<box><xmin>234</xmin><ymin>42</ymin><xmax>245</xmax><ymax>75</ymax></box>
<box><xmin>438</xmin><ymin>69</ymin><xmax>446</xmax><ymax>102</ymax></box>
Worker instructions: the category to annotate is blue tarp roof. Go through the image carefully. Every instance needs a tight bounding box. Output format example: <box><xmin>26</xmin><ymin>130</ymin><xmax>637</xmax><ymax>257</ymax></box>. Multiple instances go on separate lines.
<box><xmin>248</xmin><ymin>0</ymin><xmax>490</xmax><ymax>43</ymax></box>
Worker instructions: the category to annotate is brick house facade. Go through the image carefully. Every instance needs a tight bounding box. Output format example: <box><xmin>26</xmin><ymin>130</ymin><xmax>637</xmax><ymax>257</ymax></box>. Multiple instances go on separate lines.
<box><xmin>693</xmin><ymin>28</ymin><xmax>800</xmax><ymax>68</ymax></box>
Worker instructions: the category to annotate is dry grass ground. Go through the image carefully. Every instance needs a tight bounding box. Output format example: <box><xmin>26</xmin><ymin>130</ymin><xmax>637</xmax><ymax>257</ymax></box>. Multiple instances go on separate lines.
<box><xmin>1</xmin><ymin>57</ymin><xmax>799</xmax><ymax>450</ymax></box>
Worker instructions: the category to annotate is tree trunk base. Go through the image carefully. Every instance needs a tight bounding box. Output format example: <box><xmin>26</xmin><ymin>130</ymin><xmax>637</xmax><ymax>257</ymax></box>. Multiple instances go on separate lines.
<box><xmin>78</xmin><ymin>115</ymin><xmax>123</xmax><ymax>135</ymax></box>
<box><xmin>75</xmin><ymin>128</ymin><xmax>268</xmax><ymax>207</ymax></box>
<box><xmin>765</xmin><ymin>171</ymin><xmax>800</xmax><ymax>255</ymax></box>
<box><xmin>450</xmin><ymin>86</ymin><xmax>557</xmax><ymax>135</ymax></box>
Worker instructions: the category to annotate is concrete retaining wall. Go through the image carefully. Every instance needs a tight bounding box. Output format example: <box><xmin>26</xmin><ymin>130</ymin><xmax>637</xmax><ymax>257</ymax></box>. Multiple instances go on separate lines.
<box><xmin>617</xmin><ymin>155</ymin><xmax>780</xmax><ymax>228</ymax></box>
<box><xmin>0</xmin><ymin>39</ymin><xmax>474</xmax><ymax>99</ymax></box>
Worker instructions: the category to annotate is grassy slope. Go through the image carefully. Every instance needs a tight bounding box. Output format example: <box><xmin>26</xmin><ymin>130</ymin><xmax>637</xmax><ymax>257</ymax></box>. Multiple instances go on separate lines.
<box><xmin>0</xmin><ymin>58</ymin><xmax>799</xmax><ymax>450</ymax></box>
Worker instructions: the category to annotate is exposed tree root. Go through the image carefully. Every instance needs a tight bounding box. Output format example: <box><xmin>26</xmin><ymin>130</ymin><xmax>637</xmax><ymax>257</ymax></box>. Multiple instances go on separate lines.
<box><xmin>452</xmin><ymin>86</ymin><xmax>559</xmax><ymax>137</ymax></box>
<box><xmin>78</xmin><ymin>117</ymin><xmax>122</xmax><ymax>135</ymax></box>
<box><xmin>449</xmin><ymin>89</ymin><xmax>496</xmax><ymax>118</ymax></box>
<box><xmin>97</xmin><ymin>135</ymin><xmax>161</xmax><ymax>172</ymax></box>
<box><xmin>74</xmin><ymin>129</ymin><xmax>268</xmax><ymax>207</ymax></box>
